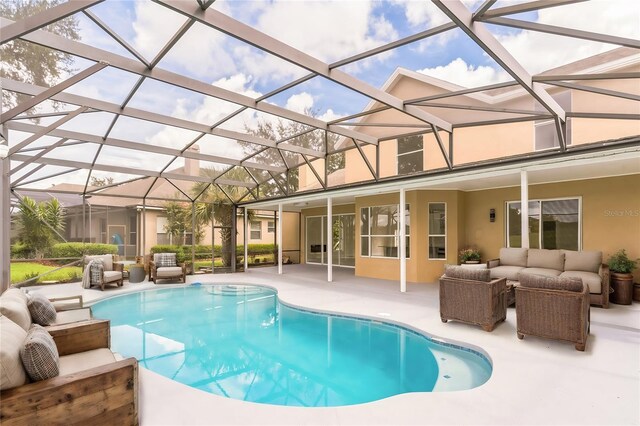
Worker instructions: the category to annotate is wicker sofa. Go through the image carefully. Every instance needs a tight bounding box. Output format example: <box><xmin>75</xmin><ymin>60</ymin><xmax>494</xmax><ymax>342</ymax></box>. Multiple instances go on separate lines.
<box><xmin>487</xmin><ymin>248</ymin><xmax>610</xmax><ymax>308</ymax></box>
<box><xmin>439</xmin><ymin>265</ymin><xmax>508</xmax><ymax>332</ymax></box>
<box><xmin>516</xmin><ymin>273</ymin><xmax>590</xmax><ymax>351</ymax></box>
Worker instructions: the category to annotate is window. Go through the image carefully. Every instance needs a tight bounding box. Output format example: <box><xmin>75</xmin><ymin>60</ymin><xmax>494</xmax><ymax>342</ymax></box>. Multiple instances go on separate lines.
<box><xmin>156</xmin><ymin>216</ymin><xmax>170</xmax><ymax>245</ymax></box>
<box><xmin>397</xmin><ymin>135</ymin><xmax>423</xmax><ymax>175</ymax></box>
<box><xmin>428</xmin><ymin>203</ymin><xmax>446</xmax><ymax>259</ymax></box>
<box><xmin>507</xmin><ymin>198</ymin><xmax>580</xmax><ymax>250</ymax></box>
<box><xmin>250</xmin><ymin>221</ymin><xmax>262</xmax><ymax>240</ymax></box>
<box><xmin>100</xmin><ymin>218</ymin><xmax>107</xmax><ymax>244</ymax></box>
<box><xmin>535</xmin><ymin>91</ymin><xmax>572</xmax><ymax>151</ymax></box>
<box><xmin>267</xmin><ymin>221</ymin><xmax>275</xmax><ymax>233</ymax></box>
<box><xmin>129</xmin><ymin>214</ymin><xmax>137</xmax><ymax>245</ymax></box>
<box><xmin>360</xmin><ymin>204</ymin><xmax>410</xmax><ymax>258</ymax></box>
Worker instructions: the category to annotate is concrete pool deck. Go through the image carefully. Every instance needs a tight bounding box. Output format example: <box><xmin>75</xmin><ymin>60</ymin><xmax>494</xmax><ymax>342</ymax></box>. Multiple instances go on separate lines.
<box><xmin>30</xmin><ymin>265</ymin><xmax>640</xmax><ymax>425</ymax></box>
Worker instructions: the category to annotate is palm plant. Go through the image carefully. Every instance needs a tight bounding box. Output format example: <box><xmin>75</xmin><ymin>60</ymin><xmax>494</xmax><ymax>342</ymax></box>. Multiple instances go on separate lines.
<box><xmin>16</xmin><ymin>196</ymin><xmax>65</xmax><ymax>258</ymax></box>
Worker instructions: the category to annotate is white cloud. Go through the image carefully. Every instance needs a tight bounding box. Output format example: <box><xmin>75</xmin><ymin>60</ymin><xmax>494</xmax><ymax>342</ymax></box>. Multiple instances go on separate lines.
<box><xmin>285</xmin><ymin>92</ymin><xmax>314</xmax><ymax>114</ymax></box>
<box><xmin>417</xmin><ymin>58</ymin><xmax>511</xmax><ymax>88</ymax></box>
<box><xmin>497</xmin><ymin>0</ymin><xmax>640</xmax><ymax>74</ymax></box>
<box><xmin>392</xmin><ymin>0</ymin><xmax>482</xmax><ymax>28</ymax></box>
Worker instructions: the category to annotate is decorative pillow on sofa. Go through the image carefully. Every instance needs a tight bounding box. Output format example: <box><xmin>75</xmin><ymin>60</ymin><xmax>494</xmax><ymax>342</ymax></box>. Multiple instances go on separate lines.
<box><xmin>0</xmin><ymin>316</ymin><xmax>28</xmax><ymax>390</ymax></box>
<box><xmin>563</xmin><ymin>250</ymin><xmax>602</xmax><ymax>273</ymax></box>
<box><xmin>0</xmin><ymin>288</ymin><xmax>32</xmax><ymax>331</ymax></box>
<box><xmin>89</xmin><ymin>259</ymin><xmax>104</xmax><ymax>284</ymax></box>
<box><xmin>20</xmin><ymin>325</ymin><xmax>59</xmax><ymax>382</ymax></box>
<box><xmin>27</xmin><ymin>292</ymin><xmax>57</xmax><ymax>326</ymax></box>
<box><xmin>155</xmin><ymin>253</ymin><xmax>177</xmax><ymax>268</ymax></box>
<box><xmin>444</xmin><ymin>265</ymin><xmax>491</xmax><ymax>282</ymax></box>
<box><xmin>519</xmin><ymin>273</ymin><xmax>583</xmax><ymax>292</ymax></box>
<box><xmin>527</xmin><ymin>249</ymin><xmax>564</xmax><ymax>271</ymax></box>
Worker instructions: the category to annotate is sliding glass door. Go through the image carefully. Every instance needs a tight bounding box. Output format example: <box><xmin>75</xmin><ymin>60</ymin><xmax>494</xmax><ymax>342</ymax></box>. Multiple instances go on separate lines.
<box><xmin>306</xmin><ymin>214</ymin><xmax>355</xmax><ymax>267</ymax></box>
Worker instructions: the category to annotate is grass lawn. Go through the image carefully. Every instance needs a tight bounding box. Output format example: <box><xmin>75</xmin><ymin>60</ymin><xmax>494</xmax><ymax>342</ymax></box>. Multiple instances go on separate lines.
<box><xmin>10</xmin><ymin>262</ymin><xmax>83</xmax><ymax>284</ymax></box>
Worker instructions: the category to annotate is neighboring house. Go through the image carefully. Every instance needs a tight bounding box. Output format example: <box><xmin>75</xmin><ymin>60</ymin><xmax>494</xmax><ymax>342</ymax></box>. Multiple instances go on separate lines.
<box><xmin>290</xmin><ymin>47</ymin><xmax>640</xmax><ymax>282</ymax></box>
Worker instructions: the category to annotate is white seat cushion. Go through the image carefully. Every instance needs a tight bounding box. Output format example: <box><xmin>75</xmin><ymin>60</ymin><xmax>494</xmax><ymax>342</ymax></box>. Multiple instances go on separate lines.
<box><xmin>527</xmin><ymin>249</ymin><xmax>564</xmax><ymax>271</ymax></box>
<box><xmin>562</xmin><ymin>250</ymin><xmax>602</xmax><ymax>273</ymax></box>
<box><xmin>560</xmin><ymin>271</ymin><xmax>602</xmax><ymax>294</ymax></box>
<box><xmin>0</xmin><ymin>316</ymin><xmax>28</xmax><ymax>390</ymax></box>
<box><xmin>58</xmin><ymin>348</ymin><xmax>116</xmax><ymax>376</ymax></box>
<box><xmin>521</xmin><ymin>267</ymin><xmax>562</xmax><ymax>278</ymax></box>
<box><xmin>103</xmin><ymin>270</ymin><xmax>123</xmax><ymax>283</ymax></box>
<box><xmin>490</xmin><ymin>265</ymin><xmax>525</xmax><ymax>281</ymax></box>
<box><xmin>499</xmin><ymin>248</ymin><xmax>528</xmax><ymax>267</ymax></box>
<box><xmin>85</xmin><ymin>254</ymin><xmax>113</xmax><ymax>271</ymax></box>
<box><xmin>0</xmin><ymin>289</ymin><xmax>32</xmax><ymax>331</ymax></box>
<box><xmin>52</xmin><ymin>308</ymin><xmax>91</xmax><ymax>325</ymax></box>
<box><xmin>157</xmin><ymin>267</ymin><xmax>183</xmax><ymax>278</ymax></box>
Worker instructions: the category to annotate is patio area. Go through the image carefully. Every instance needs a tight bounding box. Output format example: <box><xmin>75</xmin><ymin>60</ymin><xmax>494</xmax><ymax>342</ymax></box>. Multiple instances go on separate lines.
<box><xmin>29</xmin><ymin>265</ymin><xmax>640</xmax><ymax>425</ymax></box>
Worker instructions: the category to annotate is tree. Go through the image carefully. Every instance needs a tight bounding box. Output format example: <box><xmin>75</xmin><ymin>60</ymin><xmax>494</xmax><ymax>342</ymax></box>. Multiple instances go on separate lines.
<box><xmin>16</xmin><ymin>196</ymin><xmax>65</xmax><ymax>258</ymax></box>
<box><xmin>162</xmin><ymin>201</ymin><xmax>204</xmax><ymax>245</ymax></box>
<box><xmin>89</xmin><ymin>176</ymin><xmax>114</xmax><ymax>187</ymax></box>
<box><xmin>1</xmin><ymin>0</ymin><xmax>80</xmax><ymax>113</ymax></box>
<box><xmin>237</xmin><ymin>110</ymin><xmax>344</xmax><ymax>197</ymax></box>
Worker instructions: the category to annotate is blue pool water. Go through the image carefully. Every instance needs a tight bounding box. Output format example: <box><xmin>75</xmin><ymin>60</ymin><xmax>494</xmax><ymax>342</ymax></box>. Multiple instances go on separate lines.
<box><xmin>92</xmin><ymin>285</ymin><xmax>491</xmax><ymax>406</ymax></box>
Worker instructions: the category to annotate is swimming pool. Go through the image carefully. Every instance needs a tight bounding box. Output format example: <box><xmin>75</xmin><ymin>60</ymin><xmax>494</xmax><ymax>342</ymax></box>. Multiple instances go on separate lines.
<box><xmin>92</xmin><ymin>285</ymin><xmax>491</xmax><ymax>407</ymax></box>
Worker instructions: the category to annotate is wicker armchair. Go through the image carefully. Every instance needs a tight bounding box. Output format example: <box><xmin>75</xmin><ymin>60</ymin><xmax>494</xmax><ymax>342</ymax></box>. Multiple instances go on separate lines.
<box><xmin>149</xmin><ymin>253</ymin><xmax>186</xmax><ymax>284</ymax></box>
<box><xmin>516</xmin><ymin>274</ymin><xmax>590</xmax><ymax>351</ymax></box>
<box><xmin>439</xmin><ymin>265</ymin><xmax>508</xmax><ymax>332</ymax></box>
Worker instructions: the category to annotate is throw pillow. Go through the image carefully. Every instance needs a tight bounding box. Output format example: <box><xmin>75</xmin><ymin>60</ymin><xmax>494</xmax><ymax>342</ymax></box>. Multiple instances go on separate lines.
<box><xmin>20</xmin><ymin>325</ymin><xmax>60</xmax><ymax>382</ymax></box>
<box><xmin>156</xmin><ymin>253</ymin><xmax>177</xmax><ymax>268</ymax></box>
<box><xmin>27</xmin><ymin>292</ymin><xmax>57</xmax><ymax>326</ymax></box>
<box><xmin>90</xmin><ymin>259</ymin><xmax>104</xmax><ymax>284</ymax></box>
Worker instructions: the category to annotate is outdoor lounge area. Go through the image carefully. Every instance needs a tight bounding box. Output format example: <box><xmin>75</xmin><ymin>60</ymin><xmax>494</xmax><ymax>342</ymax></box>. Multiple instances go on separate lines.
<box><xmin>1</xmin><ymin>0</ymin><xmax>639</xmax><ymax>424</ymax></box>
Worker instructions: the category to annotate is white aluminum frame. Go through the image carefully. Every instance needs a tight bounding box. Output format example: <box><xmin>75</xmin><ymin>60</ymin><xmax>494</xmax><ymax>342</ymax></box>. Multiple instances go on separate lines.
<box><xmin>427</xmin><ymin>202</ymin><xmax>447</xmax><ymax>261</ymax></box>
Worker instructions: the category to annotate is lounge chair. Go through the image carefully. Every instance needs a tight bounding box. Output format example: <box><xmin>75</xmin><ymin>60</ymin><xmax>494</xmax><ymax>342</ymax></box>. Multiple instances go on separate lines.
<box><xmin>83</xmin><ymin>254</ymin><xmax>124</xmax><ymax>290</ymax></box>
<box><xmin>149</xmin><ymin>253</ymin><xmax>186</xmax><ymax>284</ymax></box>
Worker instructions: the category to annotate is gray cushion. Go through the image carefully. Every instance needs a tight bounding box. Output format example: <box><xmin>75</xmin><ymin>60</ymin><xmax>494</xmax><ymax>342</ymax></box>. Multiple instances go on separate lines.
<box><xmin>157</xmin><ymin>266</ymin><xmax>183</xmax><ymax>278</ymax></box>
<box><xmin>521</xmin><ymin>267</ymin><xmax>562</xmax><ymax>278</ymax></box>
<box><xmin>560</xmin><ymin>271</ymin><xmax>602</xmax><ymax>294</ymax></box>
<box><xmin>499</xmin><ymin>248</ymin><xmax>528</xmax><ymax>267</ymax></box>
<box><xmin>563</xmin><ymin>250</ymin><xmax>602</xmax><ymax>273</ymax></box>
<box><xmin>154</xmin><ymin>253</ymin><xmax>177</xmax><ymax>268</ymax></box>
<box><xmin>85</xmin><ymin>254</ymin><xmax>113</xmax><ymax>271</ymax></box>
<box><xmin>527</xmin><ymin>249</ymin><xmax>564</xmax><ymax>271</ymax></box>
<box><xmin>490</xmin><ymin>265</ymin><xmax>525</xmax><ymax>281</ymax></box>
<box><xmin>0</xmin><ymin>315</ymin><xmax>28</xmax><ymax>390</ymax></box>
<box><xmin>519</xmin><ymin>273</ymin><xmax>584</xmax><ymax>292</ymax></box>
<box><xmin>0</xmin><ymin>289</ymin><xmax>32</xmax><ymax>331</ymax></box>
<box><xmin>27</xmin><ymin>292</ymin><xmax>57</xmax><ymax>326</ymax></box>
<box><xmin>444</xmin><ymin>265</ymin><xmax>491</xmax><ymax>282</ymax></box>
<box><xmin>103</xmin><ymin>270</ymin><xmax>123</xmax><ymax>283</ymax></box>
<box><xmin>20</xmin><ymin>325</ymin><xmax>59</xmax><ymax>382</ymax></box>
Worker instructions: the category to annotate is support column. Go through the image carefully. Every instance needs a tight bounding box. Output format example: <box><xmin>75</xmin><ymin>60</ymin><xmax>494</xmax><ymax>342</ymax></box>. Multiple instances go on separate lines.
<box><xmin>327</xmin><ymin>196</ymin><xmax>333</xmax><ymax>282</ymax></box>
<box><xmin>277</xmin><ymin>203</ymin><xmax>283</xmax><ymax>275</ymax></box>
<box><xmin>191</xmin><ymin>202</ymin><xmax>196</xmax><ymax>273</ymax></box>
<box><xmin>399</xmin><ymin>188</ymin><xmax>406</xmax><ymax>293</ymax></box>
<box><xmin>231</xmin><ymin>205</ymin><xmax>237</xmax><ymax>273</ymax></box>
<box><xmin>243</xmin><ymin>207</ymin><xmax>248</xmax><ymax>272</ymax></box>
<box><xmin>142</xmin><ymin>198</ymin><xmax>146</xmax><ymax>256</ymax></box>
<box><xmin>520</xmin><ymin>170</ymin><xmax>529</xmax><ymax>249</ymax></box>
<box><xmin>0</xmin><ymin>150</ymin><xmax>10</xmax><ymax>293</ymax></box>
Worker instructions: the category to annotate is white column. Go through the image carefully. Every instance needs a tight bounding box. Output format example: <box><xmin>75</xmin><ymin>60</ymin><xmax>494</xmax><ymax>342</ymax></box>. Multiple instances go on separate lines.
<box><xmin>327</xmin><ymin>196</ymin><xmax>333</xmax><ymax>282</ymax></box>
<box><xmin>0</xmin><ymin>150</ymin><xmax>10</xmax><ymax>293</ymax></box>
<box><xmin>399</xmin><ymin>188</ymin><xmax>406</xmax><ymax>293</ymax></box>
<box><xmin>278</xmin><ymin>203</ymin><xmax>283</xmax><ymax>275</ymax></box>
<box><xmin>520</xmin><ymin>170</ymin><xmax>530</xmax><ymax>249</ymax></box>
<box><xmin>243</xmin><ymin>208</ymin><xmax>248</xmax><ymax>272</ymax></box>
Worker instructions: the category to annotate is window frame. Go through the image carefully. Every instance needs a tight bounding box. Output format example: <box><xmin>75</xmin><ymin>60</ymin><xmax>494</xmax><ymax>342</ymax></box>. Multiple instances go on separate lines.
<box><xmin>505</xmin><ymin>196</ymin><xmax>582</xmax><ymax>250</ymax></box>
<box><xmin>396</xmin><ymin>135</ymin><xmax>424</xmax><ymax>176</ymax></box>
<box><xmin>267</xmin><ymin>220</ymin><xmax>275</xmax><ymax>233</ymax></box>
<box><xmin>427</xmin><ymin>202</ymin><xmax>447</xmax><ymax>260</ymax></box>
<box><xmin>360</xmin><ymin>204</ymin><xmax>410</xmax><ymax>259</ymax></box>
<box><xmin>250</xmin><ymin>220</ymin><xmax>262</xmax><ymax>240</ymax></box>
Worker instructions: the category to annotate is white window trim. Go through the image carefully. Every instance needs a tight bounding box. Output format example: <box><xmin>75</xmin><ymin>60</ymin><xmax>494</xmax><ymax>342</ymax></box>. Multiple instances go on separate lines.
<box><xmin>505</xmin><ymin>196</ymin><xmax>582</xmax><ymax>250</ymax></box>
<box><xmin>360</xmin><ymin>204</ymin><xmax>410</xmax><ymax>259</ymax></box>
<box><xmin>305</xmin><ymin>214</ymin><xmax>356</xmax><ymax>268</ymax></box>
<box><xmin>267</xmin><ymin>221</ymin><xmax>275</xmax><ymax>233</ymax></box>
<box><xmin>428</xmin><ymin>202</ymin><xmax>447</xmax><ymax>261</ymax></box>
<box><xmin>250</xmin><ymin>221</ymin><xmax>262</xmax><ymax>240</ymax></box>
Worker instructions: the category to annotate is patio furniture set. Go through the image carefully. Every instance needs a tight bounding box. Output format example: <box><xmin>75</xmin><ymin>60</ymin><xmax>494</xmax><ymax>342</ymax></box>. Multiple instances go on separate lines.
<box><xmin>440</xmin><ymin>248</ymin><xmax>606</xmax><ymax>351</ymax></box>
<box><xmin>83</xmin><ymin>252</ymin><xmax>186</xmax><ymax>290</ymax></box>
<box><xmin>0</xmin><ymin>288</ymin><xmax>139</xmax><ymax>424</ymax></box>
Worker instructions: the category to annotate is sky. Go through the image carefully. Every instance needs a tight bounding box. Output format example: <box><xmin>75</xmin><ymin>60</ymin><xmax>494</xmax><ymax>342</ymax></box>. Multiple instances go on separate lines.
<box><xmin>6</xmin><ymin>0</ymin><xmax>640</xmax><ymax>188</ymax></box>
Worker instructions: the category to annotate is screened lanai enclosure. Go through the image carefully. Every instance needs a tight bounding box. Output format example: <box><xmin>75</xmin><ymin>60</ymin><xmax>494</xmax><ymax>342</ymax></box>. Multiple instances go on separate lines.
<box><xmin>1</xmin><ymin>0</ymin><xmax>639</xmax><ymax>290</ymax></box>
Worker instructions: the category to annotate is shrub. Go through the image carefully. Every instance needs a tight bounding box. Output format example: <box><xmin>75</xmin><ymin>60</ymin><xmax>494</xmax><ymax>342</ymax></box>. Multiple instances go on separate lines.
<box><xmin>608</xmin><ymin>249</ymin><xmax>638</xmax><ymax>274</ymax></box>
<box><xmin>10</xmin><ymin>243</ymin><xmax>33</xmax><ymax>259</ymax></box>
<box><xmin>51</xmin><ymin>243</ymin><xmax>118</xmax><ymax>258</ymax></box>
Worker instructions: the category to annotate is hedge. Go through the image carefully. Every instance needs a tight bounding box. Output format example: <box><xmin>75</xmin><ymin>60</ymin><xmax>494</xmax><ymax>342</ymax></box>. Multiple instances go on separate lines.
<box><xmin>10</xmin><ymin>243</ymin><xmax>33</xmax><ymax>259</ymax></box>
<box><xmin>150</xmin><ymin>244</ymin><xmax>278</xmax><ymax>262</ymax></box>
<box><xmin>51</xmin><ymin>243</ymin><xmax>118</xmax><ymax>258</ymax></box>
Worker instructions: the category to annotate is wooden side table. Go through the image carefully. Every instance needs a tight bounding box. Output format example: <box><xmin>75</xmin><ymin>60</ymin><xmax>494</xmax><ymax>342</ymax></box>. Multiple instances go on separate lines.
<box><xmin>611</xmin><ymin>278</ymin><xmax>633</xmax><ymax>305</ymax></box>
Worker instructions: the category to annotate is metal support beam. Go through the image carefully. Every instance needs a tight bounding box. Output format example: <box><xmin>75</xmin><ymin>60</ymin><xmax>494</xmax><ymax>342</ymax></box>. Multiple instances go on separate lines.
<box><xmin>0</xmin><ymin>139</ymin><xmax>10</xmax><ymax>292</ymax></box>
<box><xmin>1</xmin><ymin>62</ymin><xmax>107</xmax><ymax>124</ymax></box>
<box><xmin>244</xmin><ymin>207</ymin><xmax>248</xmax><ymax>272</ymax></box>
<box><xmin>10</xmin><ymin>138</ymin><xmax>68</xmax><ymax>176</ymax></box>
<box><xmin>302</xmin><ymin>154</ymin><xmax>326</xmax><ymax>190</ymax></box>
<box><xmin>433</xmin><ymin>0</ymin><xmax>566</xmax><ymax>122</ymax></box>
<box><xmin>0</xmin><ymin>0</ymin><xmax>104</xmax><ymax>44</ymax></box>
<box><xmin>327</xmin><ymin>196</ymin><xmax>332</xmax><ymax>283</ymax></box>
<box><xmin>277</xmin><ymin>203</ymin><xmax>283</xmax><ymax>275</ymax></box>
<box><xmin>430</xmin><ymin>125</ymin><xmax>453</xmax><ymax>170</ymax></box>
<box><xmin>545</xmin><ymin>81</ymin><xmax>640</xmax><ymax>102</ymax></box>
<box><xmin>352</xmin><ymin>138</ymin><xmax>377</xmax><ymax>181</ymax></box>
<box><xmin>191</xmin><ymin>202</ymin><xmax>196</xmax><ymax>273</ymax></box>
<box><xmin>399</xmin><ymin>188</ymin><xmax>406</xmax><ymax>293</ymax></box>
<box><xmin>520</xmin><ymin>170</ymin><xmax>529</xmax><ymax>249</ymax></box>
<box><xmin>479</xmin><ymin>0</ymin><xmax>587</xmax><ymax>20</ymax></box>
<box><xmin>472</xmin><ymin>0</ymin><xmax>497</xmax><ymax>20</ymax></box>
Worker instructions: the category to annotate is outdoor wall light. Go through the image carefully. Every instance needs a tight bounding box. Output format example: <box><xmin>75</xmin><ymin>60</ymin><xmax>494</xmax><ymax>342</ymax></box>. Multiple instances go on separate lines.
<box><xmin>490</xmin><ymin>208</ymin><xmax>496</xmax><ymax>222</ymax></box>
<box><xmin>0</xmin><ymin>144</ymin><xmax>8</xmax><ymax>159</ymax></box>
